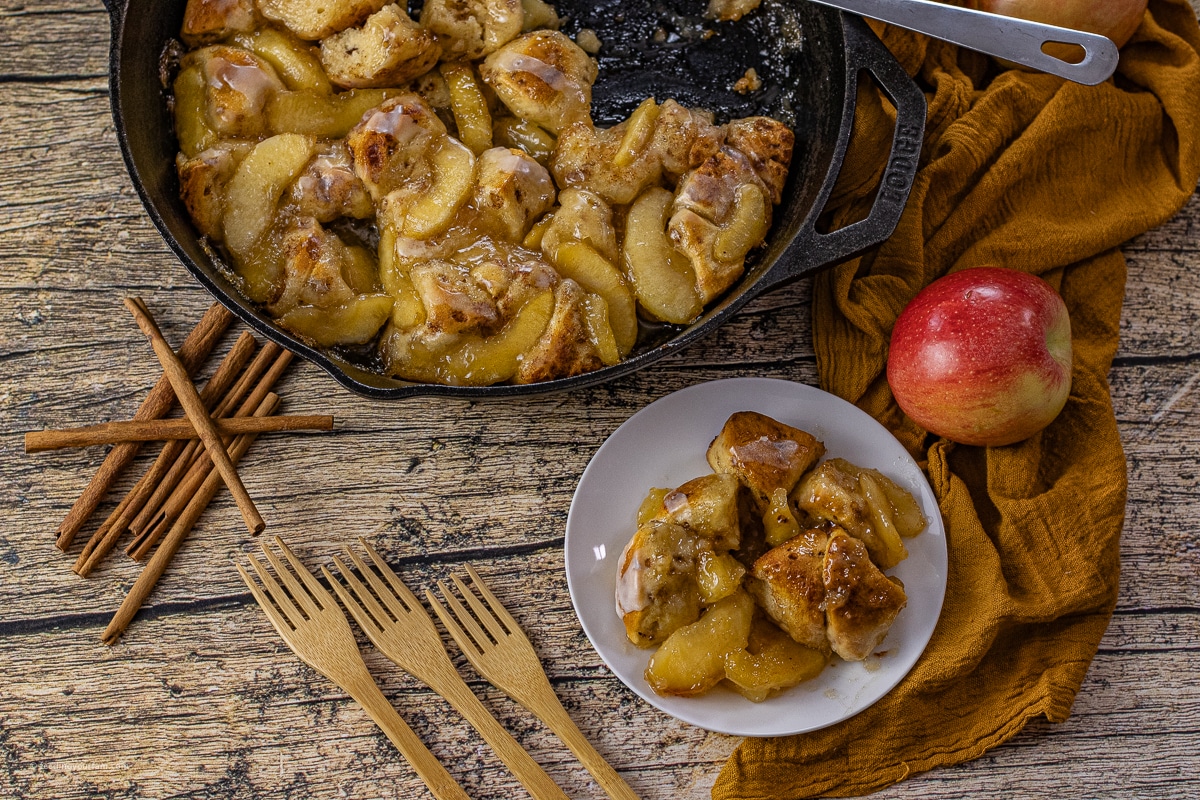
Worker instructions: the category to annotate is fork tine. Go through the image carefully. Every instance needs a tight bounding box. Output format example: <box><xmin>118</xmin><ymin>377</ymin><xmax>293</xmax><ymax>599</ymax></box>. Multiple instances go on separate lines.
<box><xmin>235</xmin><ymin>561</ymin><xmax>295</xmax><ymax>635</ymax></box>
<box><xmin>330</xmin><ymin>554</ymin><xmax>392</xmax><ymax>628</ymax></box>
<box><xmin>451</xmin><ymin>574</ymin><xmax>508</xmax><ymax>643</ymax></box>
<box><xmin>341</xmin><ymin>547</ymin><xmax>408</xmax><ymax>620</ymax></box>
<box><xmin>245</xmin><ymin>553</ymin><xmax>306</xmax><ymax>629</ymax></box>
<box><xmin>321</xmin><ymin>562</ymin><xmax>383</xmax><ymax>635</ymax></box>
<box><xmin>464</xmin><ymin>565</ymin><xmax>522</xmax><ymax>635</ymax></box>
<box><xmin>359</xmin><ymin>538</ymin><xmax>425</xmax><ymax>610</ymax></box>
<box><xmin>274</xmin><ymin>536</ymin><xmax>332</xmax><ymax>606</ymax></box>
<box><xmin>426</xmin><ymin>584</ymin><xmax>487</xmax><ymax>655</ymax></box>
<box><xmin>259</xmin><ymin>541</ymin><xmax>323</xmax><ymax>618</ymax></box>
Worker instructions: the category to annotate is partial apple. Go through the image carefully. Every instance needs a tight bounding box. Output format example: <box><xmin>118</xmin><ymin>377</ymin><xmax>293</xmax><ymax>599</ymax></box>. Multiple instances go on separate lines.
<box><xmin>975</xmin><ymin>0</ymin><xmax>1148</xmax><ymax>49</ymax></box>
<box><xmin>887</xmin><ymin>267</ymin><xmax>1073</xmax><ymax>447</ymax></box>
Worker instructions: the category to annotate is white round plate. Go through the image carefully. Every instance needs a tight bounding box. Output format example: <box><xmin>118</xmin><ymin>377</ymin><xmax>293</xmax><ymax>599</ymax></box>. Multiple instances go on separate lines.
<box><xmin>564</xmin><ymin>377</ymin><xmax>947</xmax><ymax>737</ymax></box>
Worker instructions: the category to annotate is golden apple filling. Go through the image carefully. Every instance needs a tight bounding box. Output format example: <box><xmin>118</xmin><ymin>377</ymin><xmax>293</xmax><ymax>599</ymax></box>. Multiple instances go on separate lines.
<box><xmin>170</xmin><ymin>0</ymin><xmax>795</xmax><ymax>385</ymax></box>
<box><xmin>616</xmin><ymin>411</ymin><xmax>926</xmax><ymax>701</ymax></box>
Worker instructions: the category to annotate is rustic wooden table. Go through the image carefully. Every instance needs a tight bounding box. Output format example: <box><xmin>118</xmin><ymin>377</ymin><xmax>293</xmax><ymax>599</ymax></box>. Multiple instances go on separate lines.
<box><xmin>2</xmin><ymin>3</ymin><xmax>1198</xmax><ymax>798</ymax></box>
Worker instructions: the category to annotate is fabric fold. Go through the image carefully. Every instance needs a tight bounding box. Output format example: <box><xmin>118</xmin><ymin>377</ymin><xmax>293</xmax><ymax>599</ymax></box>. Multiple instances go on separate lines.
<box><xmin>713</xmin><ymin>2</ymin><xmax>1200</xmax><ymax>797</ymax></box>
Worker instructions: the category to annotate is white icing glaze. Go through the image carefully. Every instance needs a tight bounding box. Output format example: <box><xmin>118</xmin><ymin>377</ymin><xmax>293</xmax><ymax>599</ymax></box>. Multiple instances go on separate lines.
<box><xmin>730</xmin><ymin>435</ymin><xmax>801</xmax><ymax>470</ymax></box>
<box><xmin>488</xmin><ymin>50</ymin><xmax>572</xmax><ymax>92</ymax></box>
<box><xmin>614</xmin><ymin>535</ymin><xmax>648</xmax><ymax>617</ymax></box>
<box><xmin>663</xmin><ymin>489</ymin><xmax>688</xmax><ymax>514</ymax></box>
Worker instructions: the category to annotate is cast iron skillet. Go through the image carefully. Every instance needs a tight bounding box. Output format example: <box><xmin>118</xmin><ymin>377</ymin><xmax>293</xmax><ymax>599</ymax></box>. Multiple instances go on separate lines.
<box><xmin>103</xmin><ymin>0</ymin><xmax>924</xmax><ymax>398</ymax></box>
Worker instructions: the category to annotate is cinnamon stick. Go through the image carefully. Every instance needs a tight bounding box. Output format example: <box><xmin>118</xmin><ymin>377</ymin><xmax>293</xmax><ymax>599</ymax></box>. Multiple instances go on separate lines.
<box><xmin>129</xmin><ymin>348</ymin><xmax>294</xmax><ymax>559</ymax></box>
<box><xmin>126</xmin><ymin>342</ymin><xmax>282</xmax><ymax>541</ymax></box>
<box><xmin>54</xmin><ymin>301</ymin><xmax>232</xmax><ymax>551</ymax></box>
<box><xmin>124</xmin><ymin>297</ymin><xmax>264</xmax><ymax>536</ymax></box>
<box><xmin>102</xmin><ymin>393</ymin><xmax>281</xmax><ymax>645</ymax></box>
<box><xmin>70</xmin><ymin>332</ymin><xmax>258</xmax><ymax>577</ymax></box>
<box><xmin>27</xmin><ymin>414</ymin><xmax>332</xmax><ymax>452</ymax></box>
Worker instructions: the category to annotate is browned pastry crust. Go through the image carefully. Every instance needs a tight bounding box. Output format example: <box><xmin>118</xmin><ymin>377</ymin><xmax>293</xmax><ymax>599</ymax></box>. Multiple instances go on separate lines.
<box><xmin>186</xmin><ymin>46</ymin><xmax>285</xmax><ymax>139</ymax></box>
<box><xmin>290</xmin><ymin>141</ymin><xmax>375</xmax><ymax>222</ymax></box>
<box><xmin>823</xmin><ymin>530</ymin><xmax>907</xmax><ymax>661</ymax></box>
<box><xmin>258</xmin><ymin>0</ymin><xmax>387</xmax><ymax>41</ymax></box>
<box><xmin>747</xmin><ymin>528</ymin><xmax>832</xmax><ymax>655</ymax></box>
<box><xmin>750</xmin><ymin>525</ymin><xmax>907</xmax><ymax>660</ymax></box>
<box><xmin>471</xmin><ymin>147</ymin><xmax>557</xmax><ymax>242</ymax></box>
<box><xmin>724</xmin><ymin>116</ymin><xmax>794</xmax><ymax>204</ymax></box>
<box><xmin>421</xmin><ymin>0</ymin><xmax>524</xmax><ymax>60</ymax></box>
<box><xmin>551</xmin><ymin>101</ymin><xmax>723</xmax><ymax>206</ymax></box>
<box><xmin>651</xmin><ymin>473</ymin><xmax>742</xmax><ymax>551</ymax></box>
<box><xmin>345</xmin><ymin>93</ymin><xmax>447</xmax><ymax>200</ymax></box>
<box><xmin>514</xmin><ymin>279</ymin><xmax>603</xmax><ymax>384</ymax></box>
<box><xmin>320</xmin><ymin>4</ymin><xmax>442</xmax><ymax>89</ymax></box>
<box><xmin>792</xmin><ymin>458</ymin><xmax>911</xmax><ymax>570</ymax></box>
<box><xmin>617</xmin><ymin>522</ymin><xmax>707</xmax><ymax>647</ymax></box>
<box><xmin>480</xmin><ymin>30</ymin><xmax>596</xmax><ymax>134</ymax></box>
<box><xmin>177</xmin><ymin>142</ymin><xmax>253</xmax><ymax>240</ymax></box>
<box><xmin>182</xmin><ymin>0</ymin><xmax>258</xmax><ymax>46</ymax></box>
<box><xmin>706</xmin><ymin>410</ymin><xmax>826</xmax><ymax>509</ymax></box>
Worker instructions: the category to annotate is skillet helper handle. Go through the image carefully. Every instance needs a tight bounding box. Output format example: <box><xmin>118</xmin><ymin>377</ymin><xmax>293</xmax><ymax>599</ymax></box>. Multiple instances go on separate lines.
<box><xmin>769</xmin><ymin>17</ymin><xmax>925</xmax><ymax>286</ymax></box>
<box><xmin>810</xmin><ymin>0</ymin><xmax>1120</xmax><ymax>86</ymax></box>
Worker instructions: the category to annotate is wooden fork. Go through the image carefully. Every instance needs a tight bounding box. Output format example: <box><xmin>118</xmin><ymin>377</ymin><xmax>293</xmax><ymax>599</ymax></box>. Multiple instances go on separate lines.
<box><xmin>428</xmin><ymin>566</ymin><xmax>642</xmax><ymax>800</ymax></box>
<box><xmin>322</xmin><ymin>541</ymin><xmax>569</xmax><ymax>800</ymax></box>
<box><xmin>235</xmin><ymin>538</ymin><xmax>470</xmax><ymax>800</ymax></box>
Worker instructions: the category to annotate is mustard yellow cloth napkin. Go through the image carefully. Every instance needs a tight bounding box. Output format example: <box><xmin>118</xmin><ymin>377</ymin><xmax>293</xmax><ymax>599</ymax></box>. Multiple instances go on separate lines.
<box><xmin>713</xmin><ymin>2</ymin><xmax>1200</xmax><ymax>797</ymax></box>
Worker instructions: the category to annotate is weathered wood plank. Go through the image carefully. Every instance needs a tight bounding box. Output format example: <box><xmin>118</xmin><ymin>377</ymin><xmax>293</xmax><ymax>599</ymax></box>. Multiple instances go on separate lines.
<box><xmin>0</xmin><ymin>4</ymin><xmax>110</xmax><ymax>80</ymax></box>
<box><xmin>2</xmin><ymin>1</ymin><xmax>1199</xmax><ymax>798</ymax></box>
<box><xmin>0</xmin><ymin>600</ymin><xmax>733</xmax><ymax>800</ymax></box>
<box><xmin>1</xmin><ymin>606</ymin><xmax>1197</xmax><ymax>799</ymax></box>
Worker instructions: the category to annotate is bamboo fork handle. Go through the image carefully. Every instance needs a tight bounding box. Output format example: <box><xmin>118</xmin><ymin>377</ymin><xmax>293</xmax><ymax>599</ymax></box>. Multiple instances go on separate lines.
<box><xmin>433</xmin><ymin>678</ymin><xmax>570</xmax><ymax>800</ymax></box>
<box><xmin>343</xmin><ymin>676</ymin><xmax>473</xmax><ymax>800</ymax></box>
<box><xmin>529</xmin><ymin>689</ymin><xmax>642</xmax><ymax>800</ymax></box>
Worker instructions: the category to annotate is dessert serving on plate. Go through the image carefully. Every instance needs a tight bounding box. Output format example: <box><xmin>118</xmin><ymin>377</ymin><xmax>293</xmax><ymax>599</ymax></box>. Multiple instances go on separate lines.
<box><xmin>564</xmin><ymin>377</ymin><xmax>948</xmax><ymax>736</ymax></box>
<box><xmin>616</xmin><ymin>410</ymin><xmax>926</xmax><ymax>701</ymax></box>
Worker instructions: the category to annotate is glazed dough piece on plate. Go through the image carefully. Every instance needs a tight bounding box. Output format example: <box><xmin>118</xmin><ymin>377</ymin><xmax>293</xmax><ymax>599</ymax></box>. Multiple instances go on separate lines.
<box><xmin>746</xmin><ymin>527</ymin><xmax>832</xmax><ymax>655</ymax></box>
<box><xmin>647</xmin><ymin>473</ymin><xmax>742</xmax><ymax>551</ymax></box>
<box><xmin>616</xmin><ymin>521</ymin><xmax>708</xmax><ymax>647</ymax></box>
<box><xmin>749</xmin><ymin>524</ymin><xmax>907</xmax><ymax>660</ymax></box>
<box><xmin>822</xmin><ymin>529</ymin><xmax>907</xmax><ymax>661</ymax></box>
<box><xmin>792</xmin><ymin>457</ymin><xmax>924</xmax><ymax>570</ymax></box>
<box><xmin>706</xmin><ymin>410</ymin><xmax>825</xmax><ymax>509</ymax></box>
<box><xmin>617</xmin><ymin>477</ymin><xmax>747</xmax><ymax>647</ymax></box>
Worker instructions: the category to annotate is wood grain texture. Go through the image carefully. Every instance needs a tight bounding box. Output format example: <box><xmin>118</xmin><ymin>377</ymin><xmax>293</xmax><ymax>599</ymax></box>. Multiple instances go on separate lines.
<box><xmin>1</xmin><ymin>2</ymin><xmax>1198</xmax><ymax>798</ymax></box>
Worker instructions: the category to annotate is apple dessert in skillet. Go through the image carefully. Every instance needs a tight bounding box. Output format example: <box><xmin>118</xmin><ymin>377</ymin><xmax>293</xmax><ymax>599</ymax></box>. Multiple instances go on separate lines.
<box><xmin>169</xmin><ymin>0</ymin><xmax>795</xmax><ymax>385</ymax></box>
<box><xmin>615</xmin><ymin>411</ymin><xmax>926</xmax><ymax>701</ymax></box>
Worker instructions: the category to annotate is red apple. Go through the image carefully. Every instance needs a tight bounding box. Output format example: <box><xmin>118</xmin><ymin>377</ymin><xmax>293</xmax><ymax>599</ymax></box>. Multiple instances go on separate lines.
<box><xmin>975</xmin><ymin>0</ymin><xmax>1148</xmax><ymax>49</ymax></box>
<box><xmin>887</xmin><ymin>267</ymin><xmax>1073</xmax><ymax>447</ymax></box>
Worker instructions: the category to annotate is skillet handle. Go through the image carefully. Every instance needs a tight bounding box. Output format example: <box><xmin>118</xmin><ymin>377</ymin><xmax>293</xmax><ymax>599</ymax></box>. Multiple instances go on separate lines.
<box><xmin>758</xmin><ymin>15</ymin><xmax>925</xmax><ymax>292</ymax></box>
<box><xmin>101</xmin><ymin>0</ymin><xmax>127</xmax><ymax>16</ymax></box>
